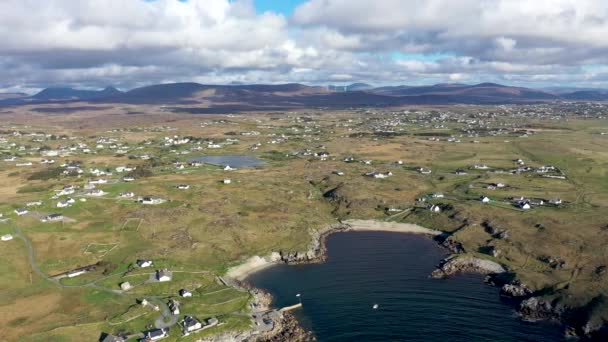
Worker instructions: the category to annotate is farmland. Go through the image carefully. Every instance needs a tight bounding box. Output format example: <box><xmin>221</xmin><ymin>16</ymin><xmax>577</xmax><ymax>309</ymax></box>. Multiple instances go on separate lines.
<box><xmin>1</xmin><ymin>102</ymin><xmax>608</xmax><ymax>340</ymax></box>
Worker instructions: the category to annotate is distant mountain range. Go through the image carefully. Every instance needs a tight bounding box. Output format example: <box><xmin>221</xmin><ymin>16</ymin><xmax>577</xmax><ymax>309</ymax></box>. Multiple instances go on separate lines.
<box><xmin>1</xmin><ymin>82</ymin><xmax>607</xmax><ymax>111</ymax></box>
<box><xmin>32</xmin><ymin>86</ymin><xmax>122</xmax><ymax>101</ymax></box>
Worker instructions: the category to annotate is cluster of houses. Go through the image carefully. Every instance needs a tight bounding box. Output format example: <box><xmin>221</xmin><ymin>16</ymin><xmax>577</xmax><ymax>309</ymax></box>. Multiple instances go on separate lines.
<box><xmin>365</xmin><ymin>171</ymin><xmax>393</xmax><ymax>179</ymax></box>
<box><xmin>479</xmin><ymin>195</ymin><xmax>563</xmax><ymax>209</ymax></box>
<box><xmin>138</xmin><ymin>197</ymin><xmax>166</xmax><ymax>205</ymax></box>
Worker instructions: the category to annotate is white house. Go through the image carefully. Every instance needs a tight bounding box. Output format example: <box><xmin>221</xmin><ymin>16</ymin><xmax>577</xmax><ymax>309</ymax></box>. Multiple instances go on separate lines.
<box><xmin>549</xmin><ymin>198</ymin><xmax>563</xmax><ymax>205</ymax></box>
<box><xmin>182</xmin><ymin>316</ymin><xmax>202</xmax><ymax>334</ymax></box>
<box><xmin>480</xmin><ymin>196</ymin><xmax>491</xmax><ymax>203</ymax></box>
<box><xmin>86</xmin><ymin>189</ymin><xmax>106</xmax><ymax>197</ymax></box>
<box><xmin>366</xmin><ymin>171</ymin><xmax>393</xmax><ymax>179</ymax></box>
<box><xmin>143</xmin><ymin>328</ymin><xmax>168</xmax><ymax>341</ymax></box>
<box><xmin>474</xmin><ymin>164</ymin><xmax>490</xmax><ymax>170</ymax></box>
<box><xmin>177</xmin><ymin>184</ymin><xmax>190</xmax><ymax>190</ymax></box>
<box><xmin>137</xmin><ymin>259</ymin><xmax>153</xmax><ymax>268</ymax></box>
<box><xmin>67</xmin><ymin>269</ymin><xmax>87</xmax><ymax>278</ymax></box>
<box><xmin>519</xmin><ymin>202</ymin><xmax>532</xmax><ymax>210</ymax></box>
<box><xmin>140</xmin><ymin>197</ymin><xmax>165</xmax><ymax>205</ymax></box>
<box><xmin>179</xmin><ymin>289</ymin><xmax>193</xmax><ymax>297</ymax></box>
<box><xmin>120</xmin><ymin>192</ymin><xmax>135</xmax><ymax>198</ymax></box>
<box><xmin>14</xmin><ymin>208</ymin><xmax>28</xmax><ymax>216</ymax></box>
<box><xmin>429</xmin><ymin>205</ymin><xmax>442</xmax><ymax>213</ymax></box>
<box><xmin>168</xmin><ymin>299</ymin><xmax>180</xmax><ymax>315</ymax></box>
<box><xmin>45</xmin><ymin>213</ymin><xmax>64</xmax><ymax>222</ymax></box>
<box><xmin>58</xmin><ymin>186</ymin><xmax>75</xmax><ymax>196</ymax></box>
<box><xmin>57</xmin><ymin>200</ymin><xmax>71</xmax><ymax>208</ymax></box>
<box><xmin>156</xmin><ymin>269</ymin><xmax>172</xmax><ymax>282</ymax></box>
<box><xmin>1</xmin><ymin>234</ymin><xmax>13</xmax><ymax>241</ymax></box>
<box><xmin>222</xmin><ymin>179</ymin><xmax>231</xmax><ymax>184</ymax></box>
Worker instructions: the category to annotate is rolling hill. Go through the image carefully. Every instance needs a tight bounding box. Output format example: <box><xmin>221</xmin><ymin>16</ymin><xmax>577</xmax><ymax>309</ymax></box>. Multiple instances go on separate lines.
<box><xmin>0</xmin><ymin>82</ymin><xmax>606</xmax><ymax>111</ymax></box>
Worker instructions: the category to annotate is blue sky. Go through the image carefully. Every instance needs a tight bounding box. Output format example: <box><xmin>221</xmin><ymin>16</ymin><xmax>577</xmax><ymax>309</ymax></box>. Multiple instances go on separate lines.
<box><xmin>254</xmin><ymin>0</ymin><xmax>305</xmax><ymax>15</ymax></box>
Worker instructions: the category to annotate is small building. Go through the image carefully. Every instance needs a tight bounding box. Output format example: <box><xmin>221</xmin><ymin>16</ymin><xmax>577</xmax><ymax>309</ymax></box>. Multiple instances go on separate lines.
<box><xmin>141</xmin><ymin>328</ymin><xmax>168</xmax><ymax>341</ymax></box>
<box><xmin>182</xmin><ymin>316</ymin><xmax>202</xmax><ymax>334</ymax></box>
<box><xmin>480</xmin><ymin>196</ymin><xmax>491</xmax><ymax>203</ymax></box>
<box><xmin>123</xmin><ymin>177</ymin><xmax>135</xmax><ymax>182</ymax></box>
<box><xmin>67</xmin><ymin>269</ymin><xmax>88</xmax><ymax>278</ymax></box>
<box><xmin>474</xmin><ymin>164</ymin><xmax>490</xmax><ymax>170</ymax></box>
<box><xmin>168</xmin><ymin>299</ymin><xmax>180</xmax><ymax>315</ymax></box>
<box><xmin>46</xmin><ymin>213</ymin><xmax>64</xmax><ymax>222</ymax></box>
<box><xmin>101</xmin><ymin>334</ymin><xmax>126</xmax><ymax>342</ymax></box>
<box><xmin>179</xmin><ymin>289</ymin><xmax>193</xmax><ymax>297</ymax></box>
<box><xmin>224</xmin><ymin>165</ymin><xmax>235</xmax><ymax>171</ymax></box>
<box><xmin>137</xmin><ymin>259</ymin><xmax>153</xmax><ymax>268</ymax></box>
<box><xmin>177</xmin><ymin>184</ymin><xmax>190</xmax><ymax>190</ymax></box>
<box><xmin>140</xmin><ymin>197</ymin><xmax>165</xmax><ymax>205</ymax></box>
<box><xmin>519</xmin><ymin>202</ymin><xmax>532</xmax><ymax>210</ymax></box>
<box><xmin>432</xmin><ymin>193</ymin><xmax>444</xmax><ymax>198</ymax></box>
<box><xmin>549</xmin><ymin>198</ymin><xmax>562</xmax><ymax>205</ymax></box>
<box><xmin>87</xmin><ymin>189</ymin><xmax>106</xmax><ymax>197</ymax></box>
<box><xmin>429</xmin><ymin>205</ymin><xmax>441</xmax><ymax>213</ymax></box>
<box><xmin>14</xmin><ymin>208</ymin><xmax>28</xmax><ymax>216</ymax></box>
<box><xmin>1</xmin><ymin>234</ymin><xmax>13</xmax><ymax>241</ymax></box>
<box><xmin>57</xmin><ymin>200</ymin><xmax>71</xmax><ymax>208</ymax></box>
<box><xmin>222</xmin><ymin>179</ymin><xmax>231</xmax><ymax>184</ymax></box>
<box><xmin>156</xmin><ymin>269</ymin><xmax>172</xmax><ymax>282</ymax></box>
<box><xmin>366</xmin><ymin>171</ymin><xmax>392</xmax><ymax>179</ymax></box>
<box><xmin>120</xmin><ymin>282</ymin><xmax>132</xmax><ymax>291</ymax></box>
<box><xmin>120</xmin><ymin>192</ymin><xmax>135</xmax><ymax>198</ymax></box>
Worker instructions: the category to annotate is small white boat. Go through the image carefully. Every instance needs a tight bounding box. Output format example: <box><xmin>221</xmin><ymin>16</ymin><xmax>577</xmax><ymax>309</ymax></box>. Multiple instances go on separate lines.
<box><xmin>372</xmin><ymin>304</ymin><xmax>379</xmax><ymax>310</ymax></box>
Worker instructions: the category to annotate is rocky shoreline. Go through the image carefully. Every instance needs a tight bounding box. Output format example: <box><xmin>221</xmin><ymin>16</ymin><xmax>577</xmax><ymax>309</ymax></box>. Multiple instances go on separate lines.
<box><xmin>222</xmin><ymin>219</ymin><xmax>606</xmax><ymax>341</ymax></box>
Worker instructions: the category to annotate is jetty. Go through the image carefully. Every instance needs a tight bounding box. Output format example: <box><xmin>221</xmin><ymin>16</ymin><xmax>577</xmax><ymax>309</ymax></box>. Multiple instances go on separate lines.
<box><xmin>279</xmin><ymin>303</ymin><xmax>302</xmax><ymax>312</ymax></box>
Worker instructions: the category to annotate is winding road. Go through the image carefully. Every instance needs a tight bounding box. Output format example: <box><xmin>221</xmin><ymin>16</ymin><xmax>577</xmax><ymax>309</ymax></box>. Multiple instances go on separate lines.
<box><xmin>12</xmin><ymin>225</ymin><xmax>178</xmax><ymax>329</ymax></box>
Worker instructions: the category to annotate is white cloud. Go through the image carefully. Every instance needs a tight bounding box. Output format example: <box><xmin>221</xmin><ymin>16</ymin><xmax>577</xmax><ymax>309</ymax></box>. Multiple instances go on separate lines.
<box><xmin>1</xmin><ymin>0</ymin><xmax>608</xmax><ymax>90</ymax></box>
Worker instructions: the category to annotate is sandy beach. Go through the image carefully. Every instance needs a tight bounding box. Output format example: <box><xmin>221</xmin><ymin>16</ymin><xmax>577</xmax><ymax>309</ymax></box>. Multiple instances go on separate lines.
<box><xmin>344</xmin><ymin>219</ymin><xmax>443</xmax><ymax>236</ymax></box>
<box><xmin>226</xmin><ymin>220</ymin><xmax>443</xmax><ymax>281</ymax></box>
<box><xmin>226</xmin><ymin>254</ymin><xmax>279</xmax><ymax>281</ymax></box>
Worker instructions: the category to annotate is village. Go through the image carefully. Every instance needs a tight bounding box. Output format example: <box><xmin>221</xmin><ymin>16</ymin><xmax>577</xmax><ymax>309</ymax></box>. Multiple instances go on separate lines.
<box><xmin>1</xmin><ymin>102</ymin><xmax>608</xmax><ymax>341</ymax></box>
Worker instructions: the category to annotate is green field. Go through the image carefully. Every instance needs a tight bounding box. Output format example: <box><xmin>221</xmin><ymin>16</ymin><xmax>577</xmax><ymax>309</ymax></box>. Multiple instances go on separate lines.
<box><xmin>2</xmin><ymin>106</ymin><xmax>608</xmax><ymax>340</ymax></box>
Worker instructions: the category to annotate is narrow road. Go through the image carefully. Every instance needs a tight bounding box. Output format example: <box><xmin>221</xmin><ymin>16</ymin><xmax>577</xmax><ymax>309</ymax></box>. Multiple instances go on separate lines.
<box><xmin>13</xmin><ymin>225</ymin><xmax>180</xmax><ymax>329</ymax></box>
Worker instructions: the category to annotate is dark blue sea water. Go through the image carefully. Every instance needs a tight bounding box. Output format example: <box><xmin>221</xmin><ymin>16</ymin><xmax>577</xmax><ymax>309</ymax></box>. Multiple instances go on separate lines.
<box><xmin>190</xmin><ymin>155</ymin><xmax>265</xmax><ymax>168</ymax></box>
<box><xmin>247</xmin><ymin>232</ymin><xmax>565</xmax><ymax>342</ymax></box>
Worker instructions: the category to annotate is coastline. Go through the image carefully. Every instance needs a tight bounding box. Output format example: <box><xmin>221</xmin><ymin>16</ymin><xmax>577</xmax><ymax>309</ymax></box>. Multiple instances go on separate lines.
<box><xmin>220</xmin><ymin>219</ymin><xmax>512</xmax><ymax>342</ymax></box>
<box><xmin>226</xmin><ymin>220</ymin><xmax>444</xmax><ymax>281</ymax></box>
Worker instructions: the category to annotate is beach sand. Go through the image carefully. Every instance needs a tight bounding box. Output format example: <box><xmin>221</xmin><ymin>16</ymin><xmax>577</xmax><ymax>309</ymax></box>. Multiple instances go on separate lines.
<box><xmin>344</xmin><ymin>219</ymin><xmax>443</xmax><ymax>236</ymax></box>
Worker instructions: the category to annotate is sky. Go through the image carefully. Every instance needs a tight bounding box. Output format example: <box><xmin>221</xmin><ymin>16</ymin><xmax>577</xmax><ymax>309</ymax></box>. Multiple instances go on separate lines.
<box><xmin>1</xmin><ymin>0</ymin><xmax>608</xmax><ymax>93</ymax></box>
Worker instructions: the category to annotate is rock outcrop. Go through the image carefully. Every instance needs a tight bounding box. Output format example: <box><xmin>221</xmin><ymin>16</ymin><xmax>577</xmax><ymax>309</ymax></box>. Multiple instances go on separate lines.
<box><xmin>431</xmin><ymin>256</ymin><xmax>506</xmax><ymax>278</ymax></box>
<box><xmin>518</xmin><ymin>297</ymin><xmax>564</xmax><ymax>321</ymax></box>
<box><xmin>500</xmin><ymin>283</ymin><xmax>532</xmax><ymax>298</ymax></box>
<box><xmin>255</xmin><ymin>312</ymin><xmax>316</xmax><ymax>342</ymax></box>
<box><xmin>278</xmin><ymin>223</ymin><xmax>350</xmax><ymax>264</ymax></box>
